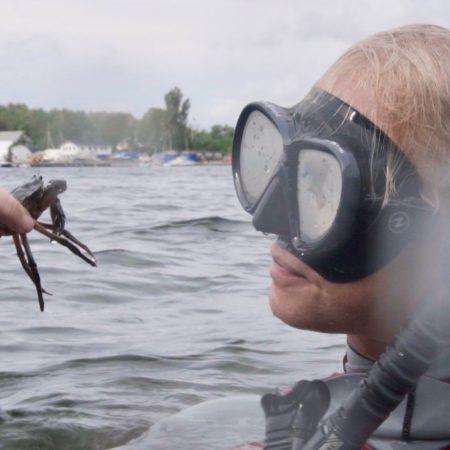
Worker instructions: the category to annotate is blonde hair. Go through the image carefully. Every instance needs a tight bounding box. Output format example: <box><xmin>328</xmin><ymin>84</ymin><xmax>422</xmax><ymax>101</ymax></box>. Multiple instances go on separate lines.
<box><xmin>317</xmin><ymin>24</ymin><xmax>450</xmax><ymax>196</ymax></box>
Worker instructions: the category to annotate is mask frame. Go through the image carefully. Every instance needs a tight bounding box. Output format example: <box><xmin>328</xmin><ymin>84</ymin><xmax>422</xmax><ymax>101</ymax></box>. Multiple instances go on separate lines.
<box><xmin>232</xmin><ymin>88</ymin><xmax>435</xmax><ymax>281</ymax></box>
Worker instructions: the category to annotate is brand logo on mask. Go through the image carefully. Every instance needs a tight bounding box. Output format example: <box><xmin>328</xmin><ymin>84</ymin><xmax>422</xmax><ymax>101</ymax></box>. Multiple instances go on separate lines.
<box><xmin>388</xmin><ymin>212</ymin><xmax>410</xmax><ymax>234</ymax></box>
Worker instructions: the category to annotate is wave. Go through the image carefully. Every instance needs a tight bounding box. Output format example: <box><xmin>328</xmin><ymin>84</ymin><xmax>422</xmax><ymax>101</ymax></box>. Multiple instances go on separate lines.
<box><xmin>33</xmin><ymin>342</ymin><xmax>282</xmax><ymax>376</ymax></box>
<box><xmin>18</xmin><ymin>326</ymin><xmax>98</xmax><ymax>336</ymax></box>
<box><xmin>37</xmin><ymin>353</ymin><xmax>212</xmax><ymax>375</ymax></box>
<box><xmin>139</xmin><ymin>216</ymin><xmax>250</xmax><ymax>232</ymax></box>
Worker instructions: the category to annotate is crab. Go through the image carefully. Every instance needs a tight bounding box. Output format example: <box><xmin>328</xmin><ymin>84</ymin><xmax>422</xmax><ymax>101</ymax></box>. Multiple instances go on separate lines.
<box><xmin>0</xmin><ymin>176</ymin><xmax>96</xmax><ymax>312</ymax></box>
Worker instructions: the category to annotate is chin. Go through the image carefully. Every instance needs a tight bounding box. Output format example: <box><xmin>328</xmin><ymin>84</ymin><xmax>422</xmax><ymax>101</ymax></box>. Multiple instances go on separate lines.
<box><xmin>268</xmin><ymin>283</ymin><xmax>325</xmax><ymax>331</ymax></box>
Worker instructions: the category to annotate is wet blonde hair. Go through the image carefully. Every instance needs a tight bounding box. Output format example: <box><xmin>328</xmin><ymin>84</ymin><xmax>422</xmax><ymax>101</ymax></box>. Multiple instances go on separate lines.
<box><xmin>317</xmin><ymin>24</ymin><xmax>450</xmax><ymax>199</ymax></box>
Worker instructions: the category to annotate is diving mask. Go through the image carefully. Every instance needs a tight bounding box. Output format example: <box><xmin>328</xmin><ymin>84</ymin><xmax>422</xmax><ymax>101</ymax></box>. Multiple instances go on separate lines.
<box><xmin>232</xmin><ymin>88</ymin><xmax>434</xmax><ymax>281</ymax></box>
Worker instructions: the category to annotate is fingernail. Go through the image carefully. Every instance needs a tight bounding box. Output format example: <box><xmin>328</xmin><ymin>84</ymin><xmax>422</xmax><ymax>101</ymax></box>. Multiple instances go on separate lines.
<box><xmin>22</xmin><ymin>214</ymin><xmax>35</xmax><ymax>232</ymax></box>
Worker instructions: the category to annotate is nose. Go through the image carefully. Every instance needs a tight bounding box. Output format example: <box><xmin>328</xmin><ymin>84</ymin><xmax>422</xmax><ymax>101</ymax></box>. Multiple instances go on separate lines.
<box><xmin>252</xmin><ymin>176</ymin><xmax>291</xmax><ymax>237</ymax></box>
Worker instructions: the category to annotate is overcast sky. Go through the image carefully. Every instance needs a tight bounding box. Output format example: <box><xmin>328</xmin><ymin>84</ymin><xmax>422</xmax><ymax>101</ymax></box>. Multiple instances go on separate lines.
<box><xmin>0</xmin><ymin>0</ymin><xmax>449</xmax><ymax>129</ymax></box>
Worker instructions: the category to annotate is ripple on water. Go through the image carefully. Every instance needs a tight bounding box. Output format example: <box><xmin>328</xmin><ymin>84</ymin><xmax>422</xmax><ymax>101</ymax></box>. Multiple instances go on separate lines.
<box><xmin>0</xmin><ymin>166</ymin><xmax>344</xmax><ymax>449</ymax></box>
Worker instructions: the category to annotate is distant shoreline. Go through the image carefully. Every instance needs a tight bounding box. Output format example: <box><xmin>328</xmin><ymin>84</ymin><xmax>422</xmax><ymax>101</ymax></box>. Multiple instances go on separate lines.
<box><xmin>24</xmin><ymin>160</ymin><xmax>231</xmax><ymax>168</ymax></box>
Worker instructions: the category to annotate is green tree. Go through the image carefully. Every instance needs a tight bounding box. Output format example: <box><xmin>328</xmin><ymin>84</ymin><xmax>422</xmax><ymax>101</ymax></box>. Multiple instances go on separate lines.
<box><xmin>0</xmin><ymin>87</ymin><xmax>240</xmax><ymax>157</ymax></box>
<box><xmin>88</xmin><ymin>112</ymin><xmax>136</xmax><ymax>150</ymax></box>
<box><xmin>191</xmin><ymin>124</ymin><xmax>234</xmax><ymax>154</ymax></box>
<box><xmin>136</xmin><ymin>108</ymin><xmax>165</xmax><ymax>153</ymax></box>
<box><xmin>27</xmin><ymin>109</ymin><xmax>49</xmax><ymax>149</ymax></box>
<box><xmin>47</xmin><ymin>109</ymin><xmax>93</xmax><ymax>147</ymax></box>
<box><xmin>0</xmin><ymin>104</ymin><xmax>30</xmax><ymax>133</ymax></box>
<box><xmin>163</xmin><ymin>87</ymin><xmax>190</xmax><ymax>150</ymax></box>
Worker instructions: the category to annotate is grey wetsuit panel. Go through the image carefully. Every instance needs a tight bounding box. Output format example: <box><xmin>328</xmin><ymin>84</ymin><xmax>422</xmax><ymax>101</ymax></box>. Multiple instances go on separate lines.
<box><xmin>325</xmin><ymin>374</ymin><xmax>450</xmax><ymax>440</ymax></box>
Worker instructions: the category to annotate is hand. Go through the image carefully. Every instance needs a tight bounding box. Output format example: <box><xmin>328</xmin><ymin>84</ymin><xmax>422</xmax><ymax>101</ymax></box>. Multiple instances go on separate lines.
<box><xmin>0</xmin><ymin>190</ymin><xmax>35</xmax><ymax>234</ymax></box>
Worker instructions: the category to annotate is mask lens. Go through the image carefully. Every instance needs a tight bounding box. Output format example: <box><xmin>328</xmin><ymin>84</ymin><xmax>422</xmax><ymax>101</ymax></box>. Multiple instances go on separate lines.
<box><xmin>239</xmin><ymin>110</ymin><xmax>284</xmax><ymax>205</ymax></box>
<box><xmin>298</xmin><ymin>150</ymin><xmax>342</xmax><ymax>243</ymax></box>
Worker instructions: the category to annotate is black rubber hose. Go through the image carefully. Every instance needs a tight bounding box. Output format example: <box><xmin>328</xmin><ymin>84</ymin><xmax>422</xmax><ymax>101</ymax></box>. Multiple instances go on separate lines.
<box><xmin>302</xmin><ymin>293</ymin><xmax>448</xmax><ymax>449</ymax></box>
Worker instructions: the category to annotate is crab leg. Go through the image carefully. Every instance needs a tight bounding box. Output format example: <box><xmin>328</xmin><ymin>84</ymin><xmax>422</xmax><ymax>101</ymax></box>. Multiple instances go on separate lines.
<box><xmin>50</xmin><ymin>199</ymin><xmax>65</xmax><ymax>235</ymax></box>
<box><xmin>12</xmin><ymin>234</ymin><xmax>52</xmax><ymax>297</ymax></box>
<box><xmin>13</xmin><ymin>233</ymin><xmax>31</xmax><ymax>278</ymax></box>
<box><xmin>19</xmin><ymin>233</ymin><xmax>45</xmax><ymax>312</ymax></box>
<box><xmin>34</xmin><ymin>222</ymin><xmax>96</xmax><ymax>267</ymax></box>
<box><xmin>37</xmin><ymin>221</ymin><xmax>95</xmax><ymax>259</ymax></box>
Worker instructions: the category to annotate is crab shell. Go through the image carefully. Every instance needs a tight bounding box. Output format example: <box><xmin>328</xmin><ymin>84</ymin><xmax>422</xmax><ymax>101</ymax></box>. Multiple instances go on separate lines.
<box><xmin>10</xmin><ymin>176</ymin><xmax>67</xmax><ymax>220</ymax></box>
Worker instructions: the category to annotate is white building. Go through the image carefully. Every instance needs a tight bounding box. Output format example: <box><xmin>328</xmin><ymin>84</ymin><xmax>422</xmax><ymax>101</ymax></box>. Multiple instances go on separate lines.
<box><xmin>60</xmin><ymin>141</ymin><xmax>112</xmax><ymax>160</ymax></box>
<box><xmin>37</xmin><ymin>141</ymin><xmax>113</xmax><ymax>164</ymax></box>
<box><xmin>58</xmin><ymin>141</ymin><xmax>93</xmax><ymax>160</ymax></box>
<box><xmin>39</xmin><ymin>148</ymin><xmax>74</xmax><ymax>163</ymax></box>
<box><xmin>0</xmin><ymin>131</ymin><xmax>23</xmax><ymax>162</ymax></box>
<box><xmin>10</xmin><ymin>145</ymin><xmax>32</xmax><ymax>164</ymax></box>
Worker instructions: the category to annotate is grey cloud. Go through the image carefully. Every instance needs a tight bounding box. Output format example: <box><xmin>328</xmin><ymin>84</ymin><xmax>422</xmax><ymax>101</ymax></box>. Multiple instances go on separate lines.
<box><xmin>0</xmin><ymin>0</ymin><xmax>448</xmax><ymax>127</ymax></box>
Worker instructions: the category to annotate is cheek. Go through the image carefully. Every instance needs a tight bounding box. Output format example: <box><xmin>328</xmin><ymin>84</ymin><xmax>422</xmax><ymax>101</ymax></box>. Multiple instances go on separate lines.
<box><xmin>366</xmin><ymin>253</ymin><xmax>428</xmax><ymax>336</ymax></box>
<box><xmin>268</xmin><ymin>242</ymin><xmax>435</xmax><ymax>338</ymax></box>
<box><xmin>347</xmin><ymin>243</ymin><xmax>435</xmax><ymax>339</ymax></box>
<box><xmin>268</xmin><ymin>272</ymin><xmax>416</xmax><ymax>338</ymax></box>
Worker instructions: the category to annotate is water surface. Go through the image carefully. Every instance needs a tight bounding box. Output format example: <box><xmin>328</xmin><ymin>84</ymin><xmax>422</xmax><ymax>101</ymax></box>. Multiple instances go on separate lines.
<box><xmin>0</xmin><ymin>166</ymin><xmax>344</xmax><ymax>449</ymax></box>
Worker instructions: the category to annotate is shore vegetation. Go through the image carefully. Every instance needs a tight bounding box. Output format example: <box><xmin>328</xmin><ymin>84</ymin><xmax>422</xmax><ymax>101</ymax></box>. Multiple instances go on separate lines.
<box><xmin>0</xmin><ymin>88</ymin><xmax>234</xmax><ymax>155</ymax></box>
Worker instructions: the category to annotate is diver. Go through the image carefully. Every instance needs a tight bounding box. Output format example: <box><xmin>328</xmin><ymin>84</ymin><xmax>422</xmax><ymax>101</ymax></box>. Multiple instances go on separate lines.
<box><xmin>231</xmin><ymin>24</ymin><xmax>450</xmax><ymax>449</ymax></box>
<box><xmin>133</xmin><ymin>24</ymin><xmax>450</xmax><ymax>450</ymax></box>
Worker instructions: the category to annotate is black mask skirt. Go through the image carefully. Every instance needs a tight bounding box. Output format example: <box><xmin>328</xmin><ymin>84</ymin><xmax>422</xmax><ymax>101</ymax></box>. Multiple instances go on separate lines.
<box><xmin>232</xmin><ymin>88</ymin><xmax>435</xmax><ymax>282</ymax></box>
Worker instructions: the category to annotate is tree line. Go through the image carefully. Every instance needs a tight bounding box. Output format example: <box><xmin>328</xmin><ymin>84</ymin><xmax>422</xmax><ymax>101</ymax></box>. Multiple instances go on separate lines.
<box><xmin>0</xmin><ymin>87</ymin><xmax>234</xmax><ymax>155</ymax></box>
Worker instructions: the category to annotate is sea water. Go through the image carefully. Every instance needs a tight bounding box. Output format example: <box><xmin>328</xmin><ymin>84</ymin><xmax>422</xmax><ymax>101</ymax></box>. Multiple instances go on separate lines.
<box><xmin>0</xmin><ymin>166</ymin><xmax>343</xmax><ymax>449</ymax></box>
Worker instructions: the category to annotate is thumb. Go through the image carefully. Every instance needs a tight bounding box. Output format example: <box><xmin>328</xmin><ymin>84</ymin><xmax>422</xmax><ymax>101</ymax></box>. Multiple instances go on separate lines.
<box><xmin>0</xmin><ymin>190</ymin><xmax>35</xmax><ymax>234</ymax></box>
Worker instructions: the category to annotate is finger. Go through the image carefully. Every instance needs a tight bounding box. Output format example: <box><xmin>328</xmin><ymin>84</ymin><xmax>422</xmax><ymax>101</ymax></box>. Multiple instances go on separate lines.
<box><xmin>0</xmin><ymin>191</ymin><xmax>35</xmax><ymax>233</ymax></box>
